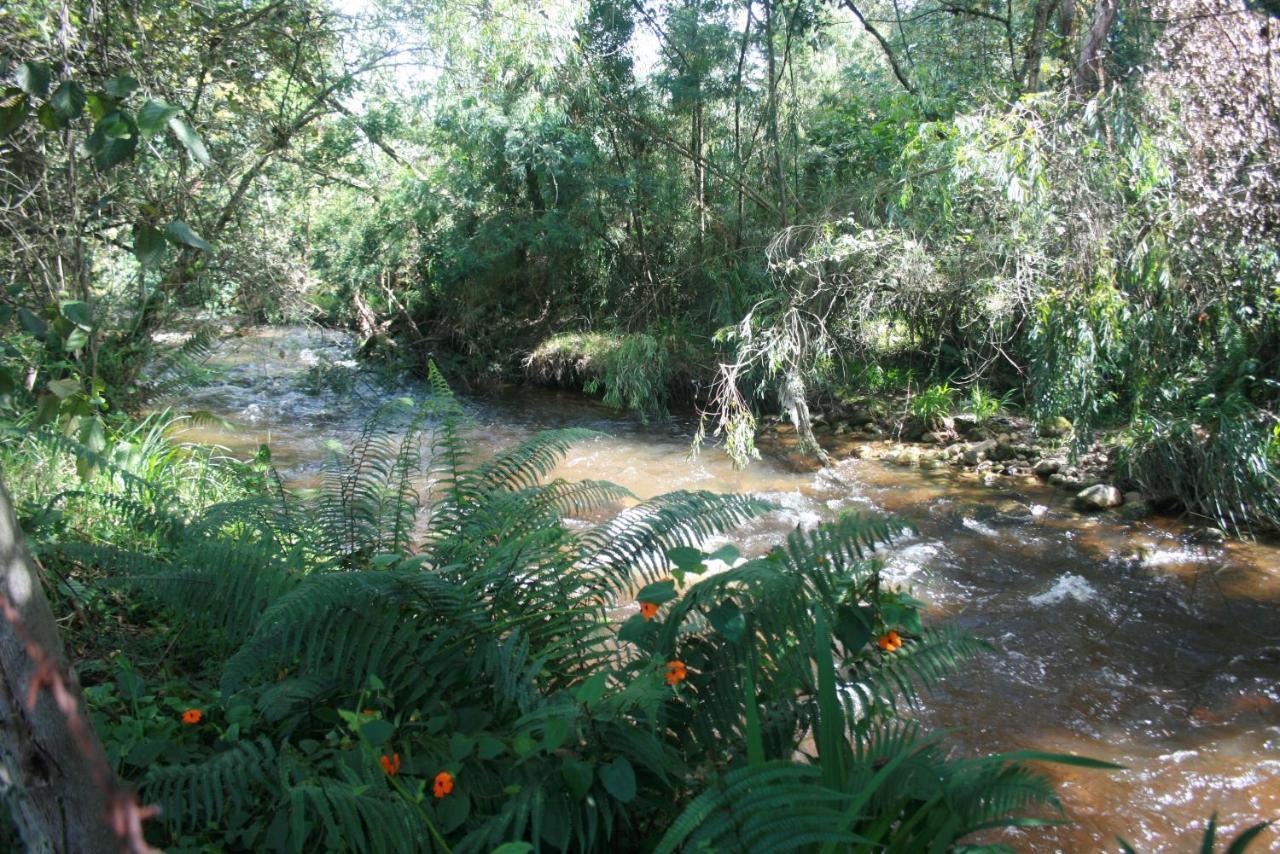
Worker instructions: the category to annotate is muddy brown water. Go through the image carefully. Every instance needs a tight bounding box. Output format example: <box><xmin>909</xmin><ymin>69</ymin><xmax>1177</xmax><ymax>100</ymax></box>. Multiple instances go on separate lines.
<box><xmin>164</xmin><ymin>327</ymin><xmax>1279</xmax><ymax>851</ymax></box>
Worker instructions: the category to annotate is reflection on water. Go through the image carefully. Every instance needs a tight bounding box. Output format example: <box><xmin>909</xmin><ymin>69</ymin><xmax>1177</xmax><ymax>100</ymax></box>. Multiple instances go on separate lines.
<box><xmin>164</xmin><ymin>327</ymin><xmax>1280</xmax><ymax>851</ymax></box>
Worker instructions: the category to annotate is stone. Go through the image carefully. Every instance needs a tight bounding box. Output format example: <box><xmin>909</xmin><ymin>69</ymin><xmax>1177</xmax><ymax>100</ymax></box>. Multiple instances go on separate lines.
<box><xmin>990</xmin><ymin>441</ymin><xmax>1018</xmax><ymax>462</ymax></box>
<box><xmin>921</xmin><ymin>430</ymin><xmax>951</xmax><ymax>445</ymax></box>
<box><xmin>1119</xmin><ymin>497</ymin><xmax>1152</xmax><ymax>520</ymax></box>
<box><xmin>951</xmin><ymin>414</ymin><xmax>979</xmax><ymax>433</ymax></box>
<box><xmin>1192</xmin><ymin>526</ymin><xmax>1227</xmax><ymax>544</ymax></box>
<box><xmin>1033</xmin><ymin>458</ymin><xmax>1063</xmax><ymax>476</ymax></box>
<box><xmin>1038</xmin><ymin>416</ymin><xmax>1073</xmax><ymax>438</ymax></box>
<box><xmin>962</xmin><ymin>439</ymin><xmax>998</xmax><ymax>465</ymax></box>
<box><xmin>848</xmin><ymin>407</ymin><xmax>878</xmax><ymax>427</ymax></box>
<box><xmin>833</xmin><ymin>422</ymin><xmax>850</xmax><ymax>435</ymax></box>
<box><xmin>1074</xmin><ymin>484</ymin><xmax>1124</xmax><ymax>511</ymax></box>
<box><xmin>899</xmin><ymin>418</ymin><xmax>927</xmax><ymax>442</ymax></box>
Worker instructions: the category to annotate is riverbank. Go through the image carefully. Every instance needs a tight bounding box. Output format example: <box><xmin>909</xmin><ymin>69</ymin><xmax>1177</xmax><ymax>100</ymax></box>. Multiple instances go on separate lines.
<box><xmin>753</xmin><ymin>400</ymin><xmax>1242</xmax><ymax>541</ymax></box>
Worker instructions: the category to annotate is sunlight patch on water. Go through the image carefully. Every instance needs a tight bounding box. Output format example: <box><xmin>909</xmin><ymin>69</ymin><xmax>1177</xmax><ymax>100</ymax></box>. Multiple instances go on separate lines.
<box><xmin>1029</xmin><ymin>573</ymin><xmax>1097</xmax><ymax>606</ymax></box>
<box><xmin>881</xmin><ymin>541</ymin><xmax>943</xmax><ymax>586</ymax></box>
<box><xmin>961</xmin><ymin>516</ymin><xmax>1000</xmax><ymax>537</ymax></box>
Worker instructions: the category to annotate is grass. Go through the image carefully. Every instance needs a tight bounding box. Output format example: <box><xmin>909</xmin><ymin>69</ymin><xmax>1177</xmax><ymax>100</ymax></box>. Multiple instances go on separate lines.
<box><xmin>524</xmin><ymin>330</ymin><xmax>707</xmax><ymax>421</ymax></box>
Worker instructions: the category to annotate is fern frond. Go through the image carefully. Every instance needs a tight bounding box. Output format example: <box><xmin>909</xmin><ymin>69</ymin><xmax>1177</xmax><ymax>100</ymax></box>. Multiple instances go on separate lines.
<box><xmin>654</xmin><ymin>761</ymin><xmax>859</xmax><ymax>854</ymax></box>
<box><xmin>284</xmin><ymin>781</ymin><xmax>424</xmax><ymax>854</ymax></box>
<box><xmin>221</xmin><ymin>569</ymin><xmax>474</xmax><ymax>697</ymax></box>
<box><xmin>472</xmin><ymin>428</ymin><xmax>601</xmax><ymax>492</ymax></box>
<box><xmin>142</xmin><ymin>737</ymin><xmax>278</xmax><ymax>832</ymax></box>
<box><xmin>582</xmin><ymin>491</ymin><xmax>773</xmax><ymax>593</ymax></box>
<box><xmin>846</xmin><ymin>626</ymin><xmax>990</xmax><ymax>713</ymax></box>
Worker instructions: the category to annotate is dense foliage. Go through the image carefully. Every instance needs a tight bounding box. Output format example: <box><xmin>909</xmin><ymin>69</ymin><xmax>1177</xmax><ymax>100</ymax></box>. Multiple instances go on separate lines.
<box><xmin>7</xmin><ymin>380</ymin><xmax>1117</xmax><ymax>851</ymax></box>
<box><xmin>1</xmin><ymin>0</ymin><xmax>1278</xmax><ymax>848</ymax></box>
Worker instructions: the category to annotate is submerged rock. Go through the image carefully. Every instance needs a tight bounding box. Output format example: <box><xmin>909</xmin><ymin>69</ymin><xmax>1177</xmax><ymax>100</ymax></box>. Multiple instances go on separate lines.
<box><xmin>1074</xmin><ymin>484</ymin><xmax>1123</xmax><ymax>511</ymax></box>
<box><xmin>1119</xmin><ymin>491</ymin><xmax>1152</xmax><ymax>520</ymax></box>
<box><xmin>962</xmin><ymin>439</ymin><xmax>998</xmax><ymax>465</ymax></box>
<box><xmin>1033</xmin><ymin>458</ymin><xmax>1063</xmax><ymax>476</ymax></box>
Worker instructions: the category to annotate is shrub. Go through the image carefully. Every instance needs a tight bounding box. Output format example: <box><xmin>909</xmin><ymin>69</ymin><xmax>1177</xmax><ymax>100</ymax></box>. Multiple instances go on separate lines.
<box><xmin>910</xmin><ymin>382</ymin><xmax>956</xmax><ymax>430</ymax></box>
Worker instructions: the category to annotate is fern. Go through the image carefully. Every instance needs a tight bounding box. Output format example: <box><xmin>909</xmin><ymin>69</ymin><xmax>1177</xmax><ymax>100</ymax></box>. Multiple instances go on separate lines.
<box><xmin>142</xmin><ymin>737</ymin><xmax>278</xmax><ymax>833</ymax></box>
<box><xmin>56</xmin><ymin>371</ymin><xmax>1100</xmax><ymax>852</ymax></box>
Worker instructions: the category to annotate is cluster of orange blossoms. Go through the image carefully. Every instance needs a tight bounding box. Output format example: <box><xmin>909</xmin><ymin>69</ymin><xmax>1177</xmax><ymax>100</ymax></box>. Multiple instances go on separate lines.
<box><xmin>639</xmin><ymin>601</ymin><xmax>659</xmax><ymax>620</ymax></box>
<box><xmin>378</xmin><ymin>755</ymin><xmax>454</xmax><ymax>799</ymax></box>
<box><xmin>877</xmin><ymin>630</ymin><xmax>903</xmax><ymax>652</ymax></box>
<box><xmin>664</xmin><ymin>660</ymin><xmax>688</xmax><ymax>686</ymax></box>
<box><xmin>181</xmin><ymin>708</ymin><xmax>202</xmax><ymax>725</ymax></box>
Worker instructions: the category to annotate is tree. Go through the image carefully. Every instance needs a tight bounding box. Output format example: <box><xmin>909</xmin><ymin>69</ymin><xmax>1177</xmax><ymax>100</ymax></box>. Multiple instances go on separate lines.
<box><xmin>0</xmin><ymin>475</ymin><xmax>147</xmax><ymax>852</ymax></box>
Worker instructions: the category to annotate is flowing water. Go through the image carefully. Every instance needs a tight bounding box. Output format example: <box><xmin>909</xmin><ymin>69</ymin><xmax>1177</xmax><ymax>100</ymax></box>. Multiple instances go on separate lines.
<box><xmin>166</xmin><ymin>326</ymin><xmax>1280</xmax><ymax>851</ymax></box>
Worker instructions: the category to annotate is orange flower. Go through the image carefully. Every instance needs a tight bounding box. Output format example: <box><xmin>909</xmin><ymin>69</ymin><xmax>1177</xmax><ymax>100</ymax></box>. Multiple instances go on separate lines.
<box><xmin>380</xmin><ymin>753</ymin><xmax>401</xmax><ymax>776</ymax></box>
<box><xmin>877</xmin><ymin>631</ymin><xmax>903</xmax><ymax>652</ymax></box>
<box><xmin>433</xmin><ymin>771</ymin><xmax>454</xmax><ymax>798</ymax></box>
<box><xmin>181</xmin><ymin>708</ymin><xmax>202</xmax><ymax>725</ymax></box>
<box><xmin>639</xmin><ymin>601</ymin><xmax>659</xmax><ymax>621</ymax></box>
<box><xmin>664</xmin><ymin>660</ymin><xmax>688</xmax><ymax>686</ymax></box>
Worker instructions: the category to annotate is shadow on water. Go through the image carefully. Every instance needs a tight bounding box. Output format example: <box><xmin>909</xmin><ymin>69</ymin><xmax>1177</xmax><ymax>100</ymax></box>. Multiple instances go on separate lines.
<box><xmin>164</xmin><ymin>327</ymin><xmax>1280</xmax><ymax>851</ymax></box>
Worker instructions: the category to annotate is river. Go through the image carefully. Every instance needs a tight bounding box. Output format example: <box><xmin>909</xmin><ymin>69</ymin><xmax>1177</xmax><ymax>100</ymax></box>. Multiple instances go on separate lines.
<box><xmin>165</xmin><ymin>326</ymin><xmax>1280</xmax><ymax>851</ymax></box>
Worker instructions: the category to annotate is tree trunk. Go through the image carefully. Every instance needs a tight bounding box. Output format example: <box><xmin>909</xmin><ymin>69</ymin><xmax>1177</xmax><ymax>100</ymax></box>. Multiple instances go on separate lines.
<box><xmin>1073</xmin><ymin>0</ymin><xmax>1116</xmax><ymax>95</ymax></box>
<box><xmin>1018</xmin><ymin>0</ymin><xmax>1060</xmax><ymax>93</ymax></box>
<box><xmin>0</xmin><ymin>476</ymin><xmax>121</xmax><ymax>852</ymax></box>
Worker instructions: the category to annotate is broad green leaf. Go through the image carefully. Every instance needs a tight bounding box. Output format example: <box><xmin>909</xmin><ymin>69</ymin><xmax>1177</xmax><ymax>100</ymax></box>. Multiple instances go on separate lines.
<box><xmin>85</xmin><ymin>91</ymin><xmax>113</xmax><ymax>121</ymax></box>
<box><xmin>64</xmin><ymin>327</ymin><xmax>89</xmax><ymax>352</ymax></box>
<box><xmin>59</xmin><ymin>300</ymin><xmax>93</xmax><ymax>329</ymax></box>
<box><xmin>18</xmin><ymin>307</ymin><xmax>47</xmax><ymax>338</ymax></box>
<box><xmin>102</xmin><ymin>75</ymin><xmax>138</xmax><ymax>98</ymax></box>
<box><xmin>449</xmin><ymin>732</ymin><xmax>474</xmax><ymax>760</ymax></box>
<box><xmin>475</xmin><ymin>736</ymin><xmax>505</xmax><ymax>760</ymax></box>
<box><xmin>35</xmin><ymin>393</ymin><xmax>60</xmax><ymax>425</ymax></box>
<box><xmin>572</xmin><ymin>670</ymin><xmax>608</xmax><ymax>705</ymax></box>
<box><xmin>137</xmin><ymin>98</ymin><xmax>180</xmax><ymax>135</ymax></box>
<box><xmin>359</xmin><ymin>718</ymin><xmax>394</xmax><ymax>747</ymax></box>
<box><xmin>617</xmin><ymin>614</ymin><xmax>654</xmax><ymax>649</ymax></box>
<box><xmin>0</xmin><ymin>88</ymin><xmax>29</xmax><ymax>137</ymax></box>
<box><xmin>48</xmin><ymin>378</ymin><xmax>80</xmax><ymax>399</ymax></box>
<box><xmin>598</xmin><ymin>756</ymin><xmax>636</xmax><ymax>803</ymax></box>
<box><xmin>436</xmin><ymin>791</ymin><xmax>469</xmax><ymax>833</ymax></box>
<box><xmin>49</xmin><ymin>81</ymin><xmax>86</xmax><ymax>123</ymax></box>
<box><xmin>80</xmin><ymin>414</ymin><xmax>106</xmax><ymax>453</ymax></box>
<box><xmin>635</xmin><ymin>579</ymin><xmax>677</xmax><ymax>606</ymax></box>
<box><xmin>86</xmin><ymin>111</ymin><xmax>138</xmax><ymax>169</ymax></box>
<box><xmin>124</xmin><ymin>738</ymin><xmax>168</xmax><ymax>768</ymax></box>
<box><xmin>707</xmin><ymin>544</ymin><xmax>741</xmax><ymax>564</ymax></box>
<box><xmin>163</xmin><ymin>219</ymin><xmax>214</xmax><ymax>252</ymax></box>
<box><xmin>707</xmin><ymin>600</ymin><xmax>746</xmax><ymax>643</ymax></box>
<box><xmin>560</xmin><ymin>758</ymin><xmax>593</xmax><ymax>799</ymax></box>
<box><xmin>667</xmin><ymin>546</ymin><xmax>704</xmax><ymax>574</ymax></box>
<box><xmin>168</xmin><ymin>116</ymin><xmax>210</xmax><ymax>164</ymax></box>
<box><xmin>491</xmin><ymin>842</ymin><xmax>534</xmax><ymax>854</ymax></box>
<box><xmin>16</xmin><ymin>62</ymin><xmax>50</xmax><ymax>99</ymax></box>
<box><xmin>37</xmin><ymin>102</ymin><xmax>62</xmax><ymax>130</ymax></box>
<box><xmin>512</xmin><ymin>732</ymin><xmax>536</xmax><ymax>757</ymax></box>
<box><xmin>542</xmin><ymin>716</ymin><xmax>570</xmax><ymax>752</ymax></box>
<box><xmin>133</xmin><ymin>223</ymin><xmax>166</xmax><ymax>268</ymax></box>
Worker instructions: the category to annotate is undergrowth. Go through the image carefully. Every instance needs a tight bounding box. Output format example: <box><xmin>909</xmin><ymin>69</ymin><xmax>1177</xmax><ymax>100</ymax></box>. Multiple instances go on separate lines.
<box><xmin>11</xmin><ymin>365</ymin><xmax>1121</xmax><ymax>852</ymax></box>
